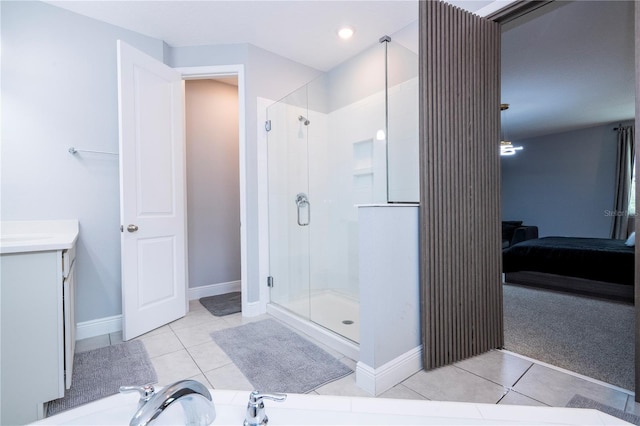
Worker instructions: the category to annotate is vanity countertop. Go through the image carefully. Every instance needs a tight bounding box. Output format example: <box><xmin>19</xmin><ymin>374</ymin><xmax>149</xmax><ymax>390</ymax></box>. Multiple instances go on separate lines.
<box><xmin>0</xmin><ymin>220</ymin><xmax>79</xmax><ymax>254</ymax></box>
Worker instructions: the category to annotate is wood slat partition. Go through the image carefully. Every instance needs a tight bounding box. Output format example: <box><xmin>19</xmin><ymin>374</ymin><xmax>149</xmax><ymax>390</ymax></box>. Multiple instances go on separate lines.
<box><xmin>634</xmin><ymin>0</ymin><xmax>639</xmax><ymax>404</ymax></box>
<box><xmin>418</xmin><ymin>0</ymin><xmax>503</xmax><ymax>370</ymax></box>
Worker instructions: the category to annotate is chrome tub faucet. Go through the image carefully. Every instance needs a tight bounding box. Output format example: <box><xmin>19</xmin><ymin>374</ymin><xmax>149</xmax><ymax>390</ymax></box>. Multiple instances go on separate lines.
<box><xmin>120</xmin><ymin>379</ymin><xmax>216</xmax><ymax>426</ymax></box>
<box><xmin>243</xmin><ymin>390</ymin><xmax>287</xmax><ymax>426</ymax></box>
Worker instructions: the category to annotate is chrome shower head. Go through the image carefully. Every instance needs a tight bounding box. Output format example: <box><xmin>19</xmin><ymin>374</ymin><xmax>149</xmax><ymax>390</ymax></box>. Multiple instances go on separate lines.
<box><xmin>298</xmin><ymin>115</ymin><xmax>310</xmax><ymax>126</ymax></box>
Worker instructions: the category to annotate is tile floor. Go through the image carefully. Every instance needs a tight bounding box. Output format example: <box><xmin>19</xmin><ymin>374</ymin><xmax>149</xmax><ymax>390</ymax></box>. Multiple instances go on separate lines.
<box><xmin>76</xmin><ymin>299</ymin><xmax>639</xmax><ymax>416</ymax></box>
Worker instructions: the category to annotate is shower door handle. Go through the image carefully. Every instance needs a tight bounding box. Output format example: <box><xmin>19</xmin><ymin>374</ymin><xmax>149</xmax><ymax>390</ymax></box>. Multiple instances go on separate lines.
<box><xmin>295</xmin><ymin>193</ymin><xmax>310</xmax><ymax>226</ymax></box>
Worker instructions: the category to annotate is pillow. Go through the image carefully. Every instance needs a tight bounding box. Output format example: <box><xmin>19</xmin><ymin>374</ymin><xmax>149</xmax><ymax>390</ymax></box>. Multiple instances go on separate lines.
<box><xmin>502</xmin><ymin>223</ymin><xmax>519</xmax><ymax>244</ymax></box>
<box><xmin>502</xmin><ymin>220</ymin><xmax>523</xmax><ymax>227</ymax></box>
<box><xmin>625</xmin><ymin>232</ymin><xmax>635</xmax><ymax>247</ymax></box>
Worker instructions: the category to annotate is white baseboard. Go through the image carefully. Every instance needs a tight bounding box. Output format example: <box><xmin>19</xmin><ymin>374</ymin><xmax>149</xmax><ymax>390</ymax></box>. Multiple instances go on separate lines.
<box><xmin>188</xmin><ymin>280</ymin><xmax>241</xmax><ymax>300</ymax></box>
<box><xmin>76</xmin><ymin>315</ymin><xmax>122</xmax><ymax>341</ymax></box>
<box><xmin>243</xmin><ymin>301</ymin><xmax>266</xmax><ymax>317</ymax></box>
<box><xmin>356</xmin><ymin>346</ymin><xmax>423</xmax><ymax>396</ymax></box>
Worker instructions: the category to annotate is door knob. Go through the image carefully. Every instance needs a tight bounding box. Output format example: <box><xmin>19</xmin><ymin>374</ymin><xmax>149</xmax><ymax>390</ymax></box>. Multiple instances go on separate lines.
<box><xmin>127</xmin><ymin>224</ymin><xmax>139</xmax><ymax>232</ymax></box>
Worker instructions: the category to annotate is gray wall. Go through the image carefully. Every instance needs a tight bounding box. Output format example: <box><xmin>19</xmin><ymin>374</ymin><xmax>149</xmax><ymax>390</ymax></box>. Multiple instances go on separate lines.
<box><xmin>169</xmin><ymin>44</ymin><xmax>321</xmax><ymax>303</ymax></box>
<box><xmin>185</xmin><ymin>80</ymin><xmax>241</xmax><ymax>287</ymax></box>
<box><xmin>501</xmin><ymin>121</ymin><xmax>633</xmax><ymax>238</ymax></box>
<box><xmin>303</xmin><ymin>38</ymin><xmax>418</xmax><ymax>115</ymax></box>
<box><xmin>1</xmin><ymin>0</ymin><xmax>164</xmax><ymax>323</ymax></box>
<box><xmin>1</xmin><ymin>0</ymin><xmax>321</xmax><ymax>323</ymax></box>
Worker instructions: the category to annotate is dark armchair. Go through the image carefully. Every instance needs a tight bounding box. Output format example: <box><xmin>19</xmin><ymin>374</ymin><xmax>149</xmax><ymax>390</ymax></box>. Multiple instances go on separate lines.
<box><xmin>502</xmin><ymin>221</ymin><xmax>538</xmax><ymax>249</ymax></box>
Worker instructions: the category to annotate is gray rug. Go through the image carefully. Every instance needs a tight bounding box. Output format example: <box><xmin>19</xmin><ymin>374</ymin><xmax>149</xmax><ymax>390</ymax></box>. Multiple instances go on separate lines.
<box><xmin>211</xmin><ymin>319</ymin><xmax>352</xmax><ymax>393</ymax></box>
<box><xmin>200</xmin><ymin>291</ymin><xmax>241</xmax><ymax>316</ymax></box>
<box><xmin>567</xmin><ymin>394</ymin><xmax>640</xmax><ymax>425</ymax></box>
<box><xmin>504</xmin><ymin>284</ymin><xmax>634</xmax><ymax>390</ymax></box>
<box><xmin>46</xmin><ymin>340</ymin><xmax>157</xmax><ymax>417</ymax></box>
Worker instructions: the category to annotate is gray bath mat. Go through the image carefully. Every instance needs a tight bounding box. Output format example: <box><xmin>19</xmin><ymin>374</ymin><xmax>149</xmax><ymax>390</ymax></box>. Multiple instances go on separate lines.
<box><xmin>200</xmin><ymin>291</ymin><xmax>241</xmax><ymax>316</ymax></box>
<box><xmin>211</xmin><ymin>319</ymin><xmax>352</xmax><ymax>393</ymax></box>
<box><xmin>46</xmin><ymin>340</ymin><xmax>157</xmax><ymax>417</ymax></box>
<box><xmin>566</xmin><ymin>394</ymin><xmax>640</xmax><ymax>425</ymax></box>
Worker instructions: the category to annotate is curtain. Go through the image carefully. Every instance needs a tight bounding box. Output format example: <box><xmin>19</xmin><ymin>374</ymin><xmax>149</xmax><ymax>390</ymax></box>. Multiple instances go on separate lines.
<box><xmin>611</xmin><ymin>126</ymin><xmax>635</xmax><ymax>239</ymax></box>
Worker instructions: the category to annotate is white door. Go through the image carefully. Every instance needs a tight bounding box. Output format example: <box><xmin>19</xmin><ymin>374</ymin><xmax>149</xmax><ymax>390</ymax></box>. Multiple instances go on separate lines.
<box><xmin>117</xmin><ymin>40</ymin><xmax>187</xmax><ymax>340</ymax></box>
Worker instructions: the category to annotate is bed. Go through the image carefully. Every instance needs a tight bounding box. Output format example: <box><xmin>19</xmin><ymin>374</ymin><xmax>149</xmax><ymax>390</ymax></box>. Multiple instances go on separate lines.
<box><xmin>502</xmin><ymin>236</ymin><xmax>635</xmax><ymax>303</ymax></box>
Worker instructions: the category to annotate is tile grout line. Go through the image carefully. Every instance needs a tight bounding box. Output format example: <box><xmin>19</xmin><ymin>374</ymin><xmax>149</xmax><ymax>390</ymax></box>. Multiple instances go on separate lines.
<box><xmin>499</xmin><ymin>349</ymin><xmax>634</xmax><ymax>396</ymax></box>
<box><xmin>451</xmin><ymin>363</ymin><xmax>514</xmax><ymax>391</ymax></box>
<box><xmin>81</xmin><ymin>310</ymin><xmax>630</xmax><ymax>406</ymax></box>
<box><xmin>495</xmin><ymin>388</ymin><xmax>510</xmax><ymax>405</ymax></box>
<box><xmin>451</xmin><ymin>361</ymin><xmax>549</xmax><ymax>408</ymax></box>
<box><xmin>170</xmin><ymin>326</ymin><xmax>212</xmax><ymax>383</ymax></box>
<box><xmin>394</xmin><ymin>383</ymin><xmax>430</xmax><ymax>401</ymax></box>
<box><xmin>506</xmin><ymin>389</ymin><xmax>550</xmax><ymax>407</ymax></box>
<box><xmin>184</xmin><ymin>318</ymin><xmax>253</xmax><ymax>390</ymax></box>
<box><xmin>511</xmin><ymin>362</ymin><xmax>535</xmax><ymax>389</ymax></box>
<box><xmin>624</xmin><ymin>394</ymin><xmax>639</xmax><ymax>413</ymax></box>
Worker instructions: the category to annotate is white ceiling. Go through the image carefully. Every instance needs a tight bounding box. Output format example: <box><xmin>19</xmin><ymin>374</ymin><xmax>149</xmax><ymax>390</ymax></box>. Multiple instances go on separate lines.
<box><xmin>501</xmin><ymin>0</ymin><xmax>636</xmax><ymax>140</ymax></box>
<box><xmin>45</xmin><ymin>0</ymin><xmax>421</xmax><ymax>72</ymax></box>
<box><xmin>44</xmin><ymin>0</ymin><xmax>635</xmax><ymax>140</ymax></box>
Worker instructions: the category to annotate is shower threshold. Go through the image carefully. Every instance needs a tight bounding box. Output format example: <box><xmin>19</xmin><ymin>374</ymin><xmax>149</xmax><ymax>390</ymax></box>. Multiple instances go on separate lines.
<box><xmin>266</xmin><ymin>303</ymin><xmax>360</xmax><ymax>361</ymax></box>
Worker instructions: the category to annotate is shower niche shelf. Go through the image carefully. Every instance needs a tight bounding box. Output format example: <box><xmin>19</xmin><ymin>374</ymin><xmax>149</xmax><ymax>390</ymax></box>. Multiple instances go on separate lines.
<box><xmin>352</xmin><ymin>139</ymin><xmax>373</xmax><ymax>174</ymax></box>
<box><xmin>353</xmin><ymin>167</ymin><xmax>373</xmax><ymax>176</ymax></box>
<box><xmin>353</xmin><ymin>139</ymin><xmax>374</xmax><ymax>204</ymax></box>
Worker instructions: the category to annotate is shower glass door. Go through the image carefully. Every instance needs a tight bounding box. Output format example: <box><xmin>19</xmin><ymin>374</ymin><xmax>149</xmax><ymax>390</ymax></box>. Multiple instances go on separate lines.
<box><xmin>267</xmin><ymin>85</ymin><xmax>311</xmax><ymax>319</ymax></box>
<box><xmin>267</xmin><ymin>41</ymin><xmax>387</xmax><ymax>344</ymax></box>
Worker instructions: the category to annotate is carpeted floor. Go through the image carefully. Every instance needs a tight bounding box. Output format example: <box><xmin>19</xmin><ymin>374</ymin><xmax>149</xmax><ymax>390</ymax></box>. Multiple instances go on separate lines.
<box><xmin>503</xmin><ymin>284</ymin><xmax>634</xmax><ymax>391</ymax></box>
<box><xmin>211</xmin><ymin>318</ymin><xmax>352</xmax><ymax>393</ymax></box>
<box><xmin>46</xmin><ymin>340</ymin><xmax>157</xmax><ymax>417</ymax></box>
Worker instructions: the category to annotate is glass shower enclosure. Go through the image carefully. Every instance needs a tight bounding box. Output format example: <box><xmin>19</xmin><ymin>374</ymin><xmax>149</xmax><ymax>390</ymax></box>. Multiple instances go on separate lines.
<box><xmin>266</xmin><ymin>38</ymin><xmax>418</xmax><ymax>344</ymax></box>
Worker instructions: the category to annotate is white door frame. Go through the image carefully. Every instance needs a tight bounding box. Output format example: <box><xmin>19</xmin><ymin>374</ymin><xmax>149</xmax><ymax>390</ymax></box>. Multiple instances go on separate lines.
<box><xmin>175</xmin><ymin>65</ymin><xmax>250</xmax><ymax>315</ymax></box>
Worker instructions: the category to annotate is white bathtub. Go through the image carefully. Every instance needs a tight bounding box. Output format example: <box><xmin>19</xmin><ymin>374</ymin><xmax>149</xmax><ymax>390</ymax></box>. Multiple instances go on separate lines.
<box><xmin>32</xmin><ymin>388</ymin><xmax>629</xmax><ymax>425</ymax></box>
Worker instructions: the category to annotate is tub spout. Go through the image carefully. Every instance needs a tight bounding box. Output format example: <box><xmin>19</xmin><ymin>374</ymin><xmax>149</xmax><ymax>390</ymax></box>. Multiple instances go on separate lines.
<box><xmin>119</xmin><ymin>379</ymin><xmax>216</xmax><ymax>426</ymax></box>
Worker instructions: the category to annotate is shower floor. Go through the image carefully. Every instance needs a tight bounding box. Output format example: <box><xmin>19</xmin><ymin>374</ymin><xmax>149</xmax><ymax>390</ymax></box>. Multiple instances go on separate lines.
<box><xmin>285</xmin><ymin>291</ymin><xmax>360</xmax><ymax>343</ymax></box>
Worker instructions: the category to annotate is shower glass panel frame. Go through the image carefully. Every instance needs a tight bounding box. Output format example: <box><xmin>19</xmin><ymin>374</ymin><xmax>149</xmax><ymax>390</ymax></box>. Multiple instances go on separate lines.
<box><xmin>267</xmin><ymin>85</ymin><xmax>311</xmax><ymax>321</ymax></box>
<box><xmin>387</xmin><ymin>41</ymin><xmax>419</xmax><ymax>203</ymax></box>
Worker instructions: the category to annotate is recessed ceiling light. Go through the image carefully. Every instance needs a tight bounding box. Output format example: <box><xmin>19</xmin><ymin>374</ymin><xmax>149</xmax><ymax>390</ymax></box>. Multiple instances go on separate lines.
<box><xmin>338</xmin><ymin>26</ymin><xmax>355</xmax><ymax>40</ymax></box>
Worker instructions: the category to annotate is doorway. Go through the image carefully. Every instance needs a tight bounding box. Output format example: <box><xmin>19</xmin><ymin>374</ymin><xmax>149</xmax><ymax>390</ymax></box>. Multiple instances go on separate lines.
<box><xmin>184</xmin><ymin>78</ymin><xmax>241</xmax><ymax>304</ymax></box>
<box><xmin>177</xmin><ymin>65</ymin><xmax>248</xmax><ymax>315</ymax></box>
<box><xmin>118</xmin><ymin>46</ymin><xmax>246</xmax><ymax>338</ymax></box>
<box><xmin>498</xmin><ymin>0</ymin><xmax>636</xmax><ymax>392</ymax></box>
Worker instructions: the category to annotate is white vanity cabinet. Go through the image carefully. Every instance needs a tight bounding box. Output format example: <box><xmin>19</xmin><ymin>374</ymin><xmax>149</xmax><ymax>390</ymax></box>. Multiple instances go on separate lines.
<box><xmin>0</xmin><ymin>220</ymin><xmax>79</xmax><ymax>425</ymax></box>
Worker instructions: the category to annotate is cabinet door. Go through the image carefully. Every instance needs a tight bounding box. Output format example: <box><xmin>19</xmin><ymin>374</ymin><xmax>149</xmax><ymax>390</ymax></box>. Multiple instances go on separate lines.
<box><xmin>1</xmin><ymin>251</ymin><xmax>63</xmax><ymax>425</ymax></box>
<box><xmin>63</xmin><ymin>260</ymin><xmax>76</xmax><ymax>390</ymax></box>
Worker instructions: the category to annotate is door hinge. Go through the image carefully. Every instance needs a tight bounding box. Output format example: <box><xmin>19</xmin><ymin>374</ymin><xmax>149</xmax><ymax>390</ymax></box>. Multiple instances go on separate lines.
<box><xmin>267</xmin><ymin>276</ymin><xmax>274</xmax><ymax>288</ymax></box>
<box><xmin>265</xmin><ymin>120</ymin><xmax>272</xmax><ymax>132</ymax></box>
